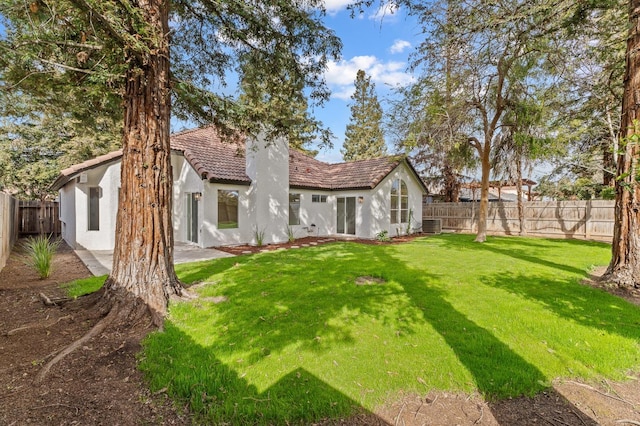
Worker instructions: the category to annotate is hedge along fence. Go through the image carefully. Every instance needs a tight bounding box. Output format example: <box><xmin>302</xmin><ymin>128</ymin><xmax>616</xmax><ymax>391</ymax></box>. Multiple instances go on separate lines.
<box><xmin>0</xmin><ymin>192</ymin><xmax>19</xmax><ymax>271</ymax></box>
<box><xmin>422</xmin><ymin>200</ymin><xmax>615</xmax><ymax>243</ymax></box>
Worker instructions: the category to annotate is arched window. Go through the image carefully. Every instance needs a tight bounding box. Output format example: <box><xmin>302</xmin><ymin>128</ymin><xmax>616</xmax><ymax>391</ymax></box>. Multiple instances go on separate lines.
<box><xmin>391</xmin><ymin>179</ymin><xmax>408</xmax><ymax>224</ymax></box>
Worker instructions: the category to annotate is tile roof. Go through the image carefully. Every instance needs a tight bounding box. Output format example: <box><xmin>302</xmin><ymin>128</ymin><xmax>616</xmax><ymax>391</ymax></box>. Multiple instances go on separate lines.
<box><xmin>288</xmin><ymin>149</ymin><xmax>407</xmax><ymax>190</ymax></box>
<box><xmin>51</xmin><ymin>126</ymin><xmax>427</xmax><ymax>192</ymax></box>
<box><xmin>51</xmin><ymin>150</ymin><xmax>123</xmax><ymax>191</ymax></box>
<box><xmin>170</xmin><ymin>126</ymin><xmax>249</xmax><ymax>185</ymax></box>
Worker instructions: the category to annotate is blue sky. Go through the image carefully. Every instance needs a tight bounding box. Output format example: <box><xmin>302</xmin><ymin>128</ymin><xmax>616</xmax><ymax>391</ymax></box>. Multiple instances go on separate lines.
<box><xmin>168</xmin><ymin>2</ymin><xmax>419</xmax><ymax>164</ymax></box>
<box><xmin>313</xmin><ymin>2</ymin><xmax>419</xmax><ymax>163</ymax></box>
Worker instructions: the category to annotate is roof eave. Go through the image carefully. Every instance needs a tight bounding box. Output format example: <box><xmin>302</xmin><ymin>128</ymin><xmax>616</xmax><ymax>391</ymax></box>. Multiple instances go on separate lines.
<box><xmin>50</xmin><ymin>152</ymin><xmax>123</xmax><ymax>191</ymax></box>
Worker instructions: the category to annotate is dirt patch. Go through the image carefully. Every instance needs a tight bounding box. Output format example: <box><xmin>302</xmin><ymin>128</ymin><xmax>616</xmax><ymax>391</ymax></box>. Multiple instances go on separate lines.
<box><xmin>355</xmin><ymin>276</ymin><xmax>386</xmax><ymax>286</ymax></box>
<box><xmin>0</xmin><ymin>241</ymin><xmax>187</xmax><ymax>425</ymax></box>
<box><xmin>1</xmin><ymin>240</ymin><xmax>639</xmax><ymax>425</ymax></box>
<box><xmin>583</xmin><ymin>265</ymin><xmax>640</xmax><ymax>306</ymax></box>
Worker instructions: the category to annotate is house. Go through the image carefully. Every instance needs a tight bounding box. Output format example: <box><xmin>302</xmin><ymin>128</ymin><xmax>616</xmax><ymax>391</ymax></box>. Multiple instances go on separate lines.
<box><xmin>51</xmin><ymin>127</ymin><xmax>427</xmax><ymax>251</ymax></box>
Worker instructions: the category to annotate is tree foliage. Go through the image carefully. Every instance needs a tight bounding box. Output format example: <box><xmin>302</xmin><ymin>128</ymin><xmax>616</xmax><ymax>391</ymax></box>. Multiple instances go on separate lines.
<box><xmin>341</xmin><ymin>69</ymin><xmax>386</xmax><ymax>161</ymax></box>
<box><xmin>0</xmin><ymin>0</ymin><xmax>342</xmax><ymax>325</ymax></box>
<box><xmin>389</xmin><ymin>79</ymin><xmax>475</xmax><ymax>202</ymax></box>
<box><xmin>392</xmin><ymin>0</ymin><xmax>562</xmax><ymax>241</ymax></box>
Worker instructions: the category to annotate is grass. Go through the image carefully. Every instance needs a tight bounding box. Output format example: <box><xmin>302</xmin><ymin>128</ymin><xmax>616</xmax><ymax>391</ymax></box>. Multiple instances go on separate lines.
<box><xmin>22</xmin><ymin>235</ymin><xmax>61</xmax><ymax>279</ymax></box>
<box><xmin>132</xmin><ymin>234</ymin><xmax>640</xmax><ymax>424</ymax></box>
<box><xmin>62</xmin><ymin>275</ymin><xmax>107</xmax><ymax>298</ymax></box>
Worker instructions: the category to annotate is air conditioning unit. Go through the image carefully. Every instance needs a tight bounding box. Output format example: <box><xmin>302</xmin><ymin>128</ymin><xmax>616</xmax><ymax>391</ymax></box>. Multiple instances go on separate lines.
<box><xmin>422</xmin><ymin>219</ymin><xmax>442</xmax><ymax>234</ymax></box>
<box><xmin>78</xmin><ymin>172</ymin><xmax>88</xmax><ymax>184</ymax></box>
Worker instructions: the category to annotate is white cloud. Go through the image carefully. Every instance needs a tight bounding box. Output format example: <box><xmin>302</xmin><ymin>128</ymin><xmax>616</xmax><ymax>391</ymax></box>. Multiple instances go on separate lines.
<box><xmin>390</xmin><ymin>39</ymin><xmax>411</xmax><ymax>54</ymax></box>
<box><xmin>368</xmin><ymin>3</ymin><xmax>401</xmax><ymax>22</ymax></box>
<box><xmin>325</xmin><ymin>55</ymin><xmax>414</xmax><ymax>100</ymax></box>
<box><xmin>323</xmin><ymin>0</ymin><xmax>352</xmax><ymax>15</ymax></box>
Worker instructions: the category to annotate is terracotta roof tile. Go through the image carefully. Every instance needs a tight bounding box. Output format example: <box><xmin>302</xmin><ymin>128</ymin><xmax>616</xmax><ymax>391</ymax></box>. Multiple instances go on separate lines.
<box><xmin>50</xmin><ymin>150</ymin><xmax>123</xmax><ymax>191</ymax></box>
<box><xmin>52</xmin><ymin>127</ymin><xmax>425</xmax><ymax>192</ymax></box>
<box><xmin>288</xmin><ymin>150</ymin><xmax>404</xmax><ymax>190</ymax></box>
<box><xmin>170</xmin><ymin>126</ymin><xmax>249</xmax><ymax>184</ymax></box>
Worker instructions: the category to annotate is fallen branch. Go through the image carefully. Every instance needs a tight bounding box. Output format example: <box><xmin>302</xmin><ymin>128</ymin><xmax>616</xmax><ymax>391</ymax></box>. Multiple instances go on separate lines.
<box><xmin>395</xmin><ymin>401</ymin><xmax>406</xmax><ymax>426</ymax></box>
<box><xmin>571</xmin><ymin>410</ymin><xmax>588</xmax><ymax>426</ymax></box>
<box><xmin>567</xmin><ymin>380</ymin><xmax>637</xmax><ymax>408</ymax></box>
<box><xmin>617</xmin><ymin>420</ymin><xmax>640</xmax><ymax>426</ymax></box>
<box><xmin>474</xmin><ymin>404</ymin><xmax>484</xmax><ymax>425</ymax></box>
<box><xmin>34</xmin><ymin>305</ymin><xmax>121</xmax><ymax>383</ymax></box>
<box><xmin>39</xmin><ymin>292</ymin><xmax>72</xmax><ymax>307</ymax></box>
<box><xmin>6</xmin><ymin>315</ymin><xmax>73</xmax><ymax>336</ymax></box>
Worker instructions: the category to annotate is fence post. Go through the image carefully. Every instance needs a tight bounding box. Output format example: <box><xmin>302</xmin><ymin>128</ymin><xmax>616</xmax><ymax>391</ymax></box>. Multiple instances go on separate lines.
<box><xmin>585</xmin><ymin>200</ymin><xmax>591</xmax><ymax>240</ymax></box>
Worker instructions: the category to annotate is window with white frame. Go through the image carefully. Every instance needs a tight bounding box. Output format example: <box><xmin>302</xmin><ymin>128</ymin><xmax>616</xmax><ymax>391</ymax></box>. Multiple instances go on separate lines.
<box><xmin>218</xmin><ymin>190</ymin><xmax>239</xmax><ymax>229</ymax></box>
<box><xmin>390</xmin><ymin>179</ymin><xmax>408</xmax><ymax>224</ymax></box>
<box><xmin>312</xmin><ymin>194</ymin><xmax>327</xmax><ymax>203</ymax></box>
<box><xmin>289</xmin><ymin>193</ymin><xmax>301</xmax><ymax>225</ymax></box>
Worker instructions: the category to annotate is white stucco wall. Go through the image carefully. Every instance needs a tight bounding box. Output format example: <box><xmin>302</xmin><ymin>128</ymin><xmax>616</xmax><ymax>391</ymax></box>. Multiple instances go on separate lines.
<box><xmin>58</xmin><ymin>145</ymin><xmax>425</xmax><ymax>251</ymax></box>
<box><xmin>172</xmin><ymin>154</ymin><xmax>205</xmax><ymax>246</ymax></box>
<box><xmin>200</xmin><ymin>182</ymin><xmax>252</xmax><ymax>247</ymax></box>
<box><xmin>70</xmin><ymin>162</ymin><xmax>120</xmax><ymax>250</ymax></box>
<box><xmin>287</xmin><ymin>190</ymin><xmax>333</xmax><ymax>239</ymax></box>
<box><xmin>369</xmin><ymin>162</ymin><xmax>424</xmax><ymax>238</ymax></box>
<box><xmin>59</xmin><ymin>182</ymin><xmax>77</xmax><ymax>248</ymax></box>
<box><xmin>246</xmin><ymin>136</ymin><xmax>290</xmax><ymax>245</ymax></box>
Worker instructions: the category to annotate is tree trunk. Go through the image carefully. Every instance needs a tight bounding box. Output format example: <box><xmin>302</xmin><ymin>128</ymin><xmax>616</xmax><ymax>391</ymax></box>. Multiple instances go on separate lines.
<box><xmin>443</xmin><ymin>161</ymin><xmax>460</xmax><ymax>202</ymax></box>
<box><xmin>475</xmin><ymin>143</ymin><xmax>491</xmax><ymax>242</ymax></box>
<box><xmin>604</xmin><ymin>0</ymin><xmax>640</xmax><ymax>288</ymax></box>
<box><xmin>104</xmin><ymin>0</ymin><xmax>182</xmax><ymax>319</ymax></box>
<box><xmin>515</xmin><ymin>153</ymin><xmax>525</xmax><ymax>236</ymax></box>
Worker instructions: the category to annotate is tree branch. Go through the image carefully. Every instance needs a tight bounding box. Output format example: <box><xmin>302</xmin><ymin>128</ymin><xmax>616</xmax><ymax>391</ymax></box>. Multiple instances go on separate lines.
<box><xmin>66</xmin><ymin>0</ymin><xmax>145</xmax><ymax>61</ymax></box>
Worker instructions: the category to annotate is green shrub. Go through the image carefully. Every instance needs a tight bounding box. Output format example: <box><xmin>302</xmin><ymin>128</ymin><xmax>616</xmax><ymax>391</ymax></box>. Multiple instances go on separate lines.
<box><xmin>375</xmin><ymin>230</ymin><xmax>390</xmax><ymax>242</ymax></box>
<box><xmin>254</xmin><ymin>227</ymin><xmax>266</xmax><ymax>247</ymax></box>
<box><xmin>22</xmin><ymin>235</ymin><xmax>61</xmax><ymax>279</ymax></box>
<box><xmin>286</xmin><ymin>225</ymin><xmax>296</xmax><ymax>243</ymax></box>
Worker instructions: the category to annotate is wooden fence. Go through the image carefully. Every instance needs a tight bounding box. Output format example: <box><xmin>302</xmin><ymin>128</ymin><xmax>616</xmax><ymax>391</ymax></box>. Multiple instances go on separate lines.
<box><xmin>422</xmin><ymin>200</ymin><xmax>615</xmax><ymax>242</ymax></box>
<box><xmin>18</xmin><ymin>200</ymin><xmax>61</xmax><ymax>236</ymax></box>
<box><xmin>0</xmin><ymin>192</ymin><xmax>19</xmax><ymax>271</ymax></box>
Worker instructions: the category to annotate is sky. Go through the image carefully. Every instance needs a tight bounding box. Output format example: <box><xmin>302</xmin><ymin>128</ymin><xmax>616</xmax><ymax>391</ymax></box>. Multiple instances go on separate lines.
<box><xmin>312</xmin><ymin>2</ymin><xmax>420</xmax><ymax>164</ymax></box>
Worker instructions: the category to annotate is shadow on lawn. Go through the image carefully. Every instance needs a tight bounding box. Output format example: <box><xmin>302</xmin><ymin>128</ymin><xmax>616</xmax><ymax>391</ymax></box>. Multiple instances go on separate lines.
<box><xmin>141</xmin><ymin>322</ymin><xmax>390</xmax><ymax>425</ymax></box>
<box><xmin>151</xmin><ymin>239</ymin><xmax>603</xmax><ymax>424</ymax></box>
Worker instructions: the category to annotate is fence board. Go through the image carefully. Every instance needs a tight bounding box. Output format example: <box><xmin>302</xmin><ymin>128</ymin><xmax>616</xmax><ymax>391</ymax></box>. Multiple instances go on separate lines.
<box><xmin>0</xmin><ymin>192</ymin><xmax>19</xmax><ymax>271</ymax></box>
<box><xmin>423</xmin><ymin>200</ymin><xmax>615</xmax><ymax>242</ymax></box>
<box><xmin>18</xmin><ymin>201</ymin><xmax>61</xmax><ymax>236</ymax></box>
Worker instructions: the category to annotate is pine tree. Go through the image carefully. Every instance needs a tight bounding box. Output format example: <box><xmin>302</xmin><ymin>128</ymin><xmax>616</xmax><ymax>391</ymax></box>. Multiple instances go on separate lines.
<box><xmin>341</xmin><ymin>70</ymin><xmax>386</xmax><ymax>161</ymax></box>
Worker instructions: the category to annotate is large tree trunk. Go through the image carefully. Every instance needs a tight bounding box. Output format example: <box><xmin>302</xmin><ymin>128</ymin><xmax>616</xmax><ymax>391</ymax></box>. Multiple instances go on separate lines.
<box><xmin>442</xmin><ymin>161</ymin><xmax>460</xmax><ymax>202</ymax></box>
<box><xmin>104</xmin><ymin>0</ymin><xmax>182</xmax><ymax>319</ymax></box>
<box><xmin>604</xmin><ymin>0</ymin><xmax>640</xmax><ymax>288</ymax></box>
<box><xmin>475</xmin><ymin>143</ymin><xmax>491</xmax><ymax>242</ymax></box>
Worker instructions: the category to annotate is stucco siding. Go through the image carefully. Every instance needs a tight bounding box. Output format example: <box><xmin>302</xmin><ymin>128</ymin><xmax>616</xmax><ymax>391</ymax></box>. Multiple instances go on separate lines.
<box><xmin>246</xmin><ymin>137</ymin><xmax>289</xmax><ymax>245</ymax></box>
<box><xmin>73</xmin><ymin>162</ymin><xmax>120</xmax><ymax>250</ymax></box>
<box><xmin>172</xmin><ymin>154</ymin><xmax>205</xmax><ymax>246</ymax></box>
<box><xmin>371</xmin><ymin>162</ymin><xmax>424</xmax><ymax>238</ymax></box>
<box><xmin>59</xmin><ymin>183</ymin><xmax>77</xmax><ymax>248</ymax></box>
<box><xmin>201</xmin><ymin>182</ymin><xmax>251</xmax><ymax>247</ymax></box>
<box><xmin>288</xmin><ymin>190</ymin><xmax>333</xmax><ymax>239</ymax></box>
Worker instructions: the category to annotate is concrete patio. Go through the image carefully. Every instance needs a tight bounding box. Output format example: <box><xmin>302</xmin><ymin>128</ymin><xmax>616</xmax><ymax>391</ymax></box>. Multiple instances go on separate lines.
<box><xmin>75</xmin><ymin>242</ymin><xmax>234</xmax><ymax>276</ymax></box>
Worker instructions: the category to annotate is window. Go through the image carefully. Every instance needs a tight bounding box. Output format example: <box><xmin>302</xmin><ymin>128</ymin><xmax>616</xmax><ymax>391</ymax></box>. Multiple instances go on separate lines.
<box><xmin>312</xmin><ymin>194</ymin><xmax>327</xmax><ymax>203</ymax></box>
<box><xmin>218</xmin><ymin>190</ymin><xmax>239</xmax><ymax>229</ymax></box>
<box><xmin>390</xmin><ymin>179</ymin><xmax>408</xmax><ymax>224</ymax></box>
<box><xmin>88</xmin><ymin>187</ymin><xmax>100</xmax><ymax>231</ymax></box>
<box><xmin>289</xmin><ymin>193</ymin><xmax>301</xmax><ymax>225</ymax></box>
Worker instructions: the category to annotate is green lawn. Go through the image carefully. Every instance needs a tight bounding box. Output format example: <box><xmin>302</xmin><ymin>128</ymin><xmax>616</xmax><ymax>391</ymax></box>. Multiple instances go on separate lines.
<box><xmin>129</xmin><ymin>234</ymin><xmax>639</xmax><ymax>424</ymax></box>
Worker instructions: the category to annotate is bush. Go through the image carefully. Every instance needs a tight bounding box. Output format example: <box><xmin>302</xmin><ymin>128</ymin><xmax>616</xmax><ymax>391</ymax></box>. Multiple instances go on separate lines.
<box><xmin>375</xmin><ymin>230</ymin><xmax>390</xmax><ymax>242</ymax></box>
<box><xmin>22</xmin><ymin>235</ymin><xmax>61</xmax><ymax>279</ymax></box>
